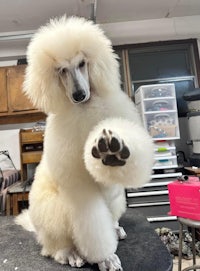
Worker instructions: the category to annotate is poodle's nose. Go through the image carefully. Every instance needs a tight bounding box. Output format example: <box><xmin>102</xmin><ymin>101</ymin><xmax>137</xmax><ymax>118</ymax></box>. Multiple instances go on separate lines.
<box><xmin>72</xmin><ymin>90</ymin><xmax>86</xmax><ymax>102</ymax></box>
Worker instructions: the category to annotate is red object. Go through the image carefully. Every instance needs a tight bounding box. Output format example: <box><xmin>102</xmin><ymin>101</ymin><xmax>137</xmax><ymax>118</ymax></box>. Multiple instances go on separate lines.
<box><xmin>168</xmin><ymin>176</ymin><xmax>200</xmax><ymax>220</ymax></box>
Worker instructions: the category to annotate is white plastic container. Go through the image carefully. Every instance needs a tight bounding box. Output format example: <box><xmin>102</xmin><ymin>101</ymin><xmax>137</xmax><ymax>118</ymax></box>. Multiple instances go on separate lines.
<box><xmin>135</xmin><ymin>83</ymin><xmax>180</xmax><ymax>140</ymax></box>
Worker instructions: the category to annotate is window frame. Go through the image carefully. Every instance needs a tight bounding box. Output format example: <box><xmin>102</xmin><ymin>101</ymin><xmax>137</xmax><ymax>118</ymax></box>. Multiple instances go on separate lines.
<box><xmin>114</xmin><ymin>39</ymin><xmax>200</xmax><ymax>102</ymax></box>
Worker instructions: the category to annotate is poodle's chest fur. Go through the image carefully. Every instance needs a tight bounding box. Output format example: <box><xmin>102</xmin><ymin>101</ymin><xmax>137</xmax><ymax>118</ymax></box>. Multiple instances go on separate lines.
<box><xmin>41</xmin><ymin>91</ymin><xmax>138</xmax><ymax>185</ymax></box>
<box><xmin>42</xmin><ymin>105</ymin><xmax>107</xmax><ymax>178</ymax></box>
<box><xmin>44</xmin><ymin>97</ymin><xmax>114</xmax><ymax>155</ymax></box>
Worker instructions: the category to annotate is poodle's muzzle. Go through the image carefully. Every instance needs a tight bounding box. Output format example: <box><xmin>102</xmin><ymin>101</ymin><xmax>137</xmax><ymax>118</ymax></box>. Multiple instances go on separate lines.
<box><xmin>59</xmin><ymin>64</ymin><xmax>90</xmax><ymax>104</ymax></box>
<box><xmin>72</xmin><ymin>89</ymin><xmax>87</xmax><ymax>103</ymax></box>
<box><xmin>71</xmin><ymin>67</ymin><xmax>90</xmax><ymax>104</ymax></box>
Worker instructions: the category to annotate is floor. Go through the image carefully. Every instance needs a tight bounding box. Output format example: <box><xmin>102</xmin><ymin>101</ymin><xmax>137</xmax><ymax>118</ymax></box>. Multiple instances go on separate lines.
<box><xmin>173</xmin><ymin>256</ymin><xmax>200</xmax><ymax>271</ymax></box>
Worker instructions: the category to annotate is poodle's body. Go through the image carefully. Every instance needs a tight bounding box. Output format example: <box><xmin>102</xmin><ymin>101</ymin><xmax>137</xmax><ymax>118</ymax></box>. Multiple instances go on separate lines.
<box><xmin>16</xmin><ymin>16</ymin><xmax>154</xmax><ymax>270</ymax></box>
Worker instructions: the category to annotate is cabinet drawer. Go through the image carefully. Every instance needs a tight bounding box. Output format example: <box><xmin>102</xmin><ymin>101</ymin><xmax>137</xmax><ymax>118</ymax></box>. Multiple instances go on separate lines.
<box><xmin>22</xmin><ymin>151</ymin><xmax>42</xmax><ymax>163</ymax></box>
<box><xmin>21</xmin><ymin>131</ymin><xmax>44</xmax><ymax>143</ymax></box>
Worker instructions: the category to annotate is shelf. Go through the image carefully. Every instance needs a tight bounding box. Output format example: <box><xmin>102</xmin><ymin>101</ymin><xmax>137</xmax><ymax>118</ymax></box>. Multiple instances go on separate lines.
<box><xmin>153</xmin><ymin>136</ymin><xmax>180</xmax><ymax>141</ymax></box>
<box><xmin>153</xmin><ymin>165</ymin><xmax>178</xmax><ymax>170</ymax></box>
<box><xmin>147</xmin><ymin>215</ymin><xmax>177</xmax><ymax>222</ymax></box>
<box><xmin>144</xmin><ymin>110</ymin><xmax>176</xmax><ymax>114</ymax></box>
<box><xmin>143</xmin><ymin>181</ymin><xmax>173</xmax><ymax>188</ymax></box>
<box><xmin>143</xmin><ymin>96</ymin><xmax>175</xmax><ymax>101</ymax></box>
<box><xmin>154</xmin><ymin>155</ymin><xmax>177</xmax><ymax>160</ymax></box>
<box><xmin>128</xmin><ymin>201</ymin><xmax>170</xmax><ymax>208</ymax></box>
<box><xmin>151</xmin><ymin>172</ymin><xmax>182</xmax><ymax>179</ymax></box>
<box><xmin>21</xmin><ymin>129</ymin><xmax>44</xmax><ymax>143</ymax></box>
<box><xmin>127</xmin><ymin>190</ymin><xmax>169</xmax><ymax>198</ymax></box>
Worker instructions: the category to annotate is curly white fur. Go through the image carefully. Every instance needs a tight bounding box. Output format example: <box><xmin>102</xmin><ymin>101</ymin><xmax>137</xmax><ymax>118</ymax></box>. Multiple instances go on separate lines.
<box><xmin>15</xmin><ymin>15</ymin><xmax>154</xmax><ymax>270</ymax></box>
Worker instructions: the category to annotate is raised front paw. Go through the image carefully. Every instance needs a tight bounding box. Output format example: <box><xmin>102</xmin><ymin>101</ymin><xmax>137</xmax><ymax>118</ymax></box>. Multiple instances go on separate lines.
<box><xmin>91</xmin><ymin>129</ymin><xmax>130</xmax><ymax>167</ymax></box>
<box><xmin>98</xmin><ymin>254</ymin><xmax>123</xmax><ymax>271</ymax></box>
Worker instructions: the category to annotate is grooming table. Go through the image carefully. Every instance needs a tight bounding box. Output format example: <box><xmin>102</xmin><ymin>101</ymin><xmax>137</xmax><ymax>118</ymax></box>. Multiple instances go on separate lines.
<box><xmin>0</xmin><ymin>209</ymin><xmax>173</xmax><ymax>271</ymax></box>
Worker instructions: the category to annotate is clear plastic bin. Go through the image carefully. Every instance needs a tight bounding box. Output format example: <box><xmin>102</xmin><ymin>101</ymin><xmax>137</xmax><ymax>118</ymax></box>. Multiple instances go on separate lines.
<box><xmin>144</xmin><ymin>98</ymin><xmax>176</xmax><ymax>112</ymax></box>
<box><xmin>145</xmin><ymin>112</ymin><xmax>179</xmax><ymax>138</ymax></box>
<box><xmin>153</xmin><ymin>156</ymin><xmax>178</xmax><ymax>169</ymax></box>
<box><xmin>135</xmin><ymin>83</ymin><xmax>180</xmax><ymax>140</ymax></box>
<box><xmin>135</xmin><ymin>83</ymin><xmax>175</xmax><ymax>101</ymax></box>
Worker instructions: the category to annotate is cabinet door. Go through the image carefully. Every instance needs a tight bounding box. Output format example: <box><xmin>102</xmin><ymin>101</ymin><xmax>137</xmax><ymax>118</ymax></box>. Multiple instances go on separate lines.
<box><xmin>7</xmin><ymin>65</ymin><xmax>36</xmax><ymax>112</ymax></box>
<box><xmin>0</xmin><ymin>67</ymin><xmax>8</xmax><ymax>113</ymax></box>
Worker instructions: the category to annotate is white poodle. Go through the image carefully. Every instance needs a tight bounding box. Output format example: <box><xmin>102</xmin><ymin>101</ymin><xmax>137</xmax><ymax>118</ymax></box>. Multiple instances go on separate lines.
<box><xmin>16</xmin><ymin>16</ymin><xmax>154</xmax><ymax>271</ymax></box>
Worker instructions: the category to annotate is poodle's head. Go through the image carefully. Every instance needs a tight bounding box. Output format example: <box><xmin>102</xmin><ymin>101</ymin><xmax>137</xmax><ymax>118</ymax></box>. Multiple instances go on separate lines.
<box><xmin>24</xmin><ymin>16</ymin><xmax>121</xmax><ymax>114</ymax></box>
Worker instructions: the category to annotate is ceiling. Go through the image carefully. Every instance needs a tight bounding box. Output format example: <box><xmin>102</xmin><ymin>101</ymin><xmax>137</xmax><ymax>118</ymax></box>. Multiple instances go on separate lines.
<box><xmin>0</xmin><ymin>0</ymin><xmax>200</xmax><ymax>33</ymax></box>
<box><xmin>0</xmin><ymin>0</ymin><xmax>200</xmax><ymax>61</ymax></box>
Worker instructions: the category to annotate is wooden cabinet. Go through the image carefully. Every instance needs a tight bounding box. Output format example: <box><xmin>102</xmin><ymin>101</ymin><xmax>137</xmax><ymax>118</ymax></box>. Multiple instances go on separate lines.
<box><xmin>19</xmin><ymin>129</ymin><xmax>44</xmax><ymax>181</ymax></box>
<box><xmin>0</xmin><ymin>67</ymin><xmax>8</xmax><ymax>113</ymax></box>
<box><xmin>7</xmin><ymin>65</ymin><xmax>36</xmax><ymax>112</ymax></box>
<box><xmin>0</xmin><ymin>65</ymin><xmax>45</xmax><ymax>124</ymax></box>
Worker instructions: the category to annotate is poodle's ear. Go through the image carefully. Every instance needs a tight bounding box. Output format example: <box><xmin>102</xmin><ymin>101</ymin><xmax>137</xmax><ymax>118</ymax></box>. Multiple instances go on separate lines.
<box><xmin>23</xmin><ymin>65</ymin><xmax>49</xmax><ymax>113</ymax></box>
<box><xmin>87</xmin><ymin>52</ymin><xmax>121</xmax><ymax>95</ymax></box>
<box><xmin>23</xmin><ymin>62</ymin><xmax>67</xmax><ymax>114</ymax></box>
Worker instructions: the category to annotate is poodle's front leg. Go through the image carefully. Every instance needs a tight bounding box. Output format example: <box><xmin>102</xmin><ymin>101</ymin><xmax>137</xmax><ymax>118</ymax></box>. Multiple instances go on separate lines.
<box><xmin>70</xmin><ymin>189</ymin><xmax>121</xmax><ymax>269</ymax></box>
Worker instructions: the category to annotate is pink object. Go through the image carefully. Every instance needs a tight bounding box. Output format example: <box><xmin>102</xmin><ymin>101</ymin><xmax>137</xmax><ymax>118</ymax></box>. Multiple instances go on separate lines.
<box><xmin>168</xmin><ymin>176</ymin><xmax>200</xmax><ymax>220</ymax></box>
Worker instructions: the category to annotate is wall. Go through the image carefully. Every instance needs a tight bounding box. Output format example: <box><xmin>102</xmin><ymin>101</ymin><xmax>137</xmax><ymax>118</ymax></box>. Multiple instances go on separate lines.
<box><xmin>0</xmin><ymin>129</ymin><xmax>20</xmax><ymax>169</ymax></box>
<box><xmin>0</xmin><ymin>123</ymin><xmax>37</xmax><ymax>170</ymax></box>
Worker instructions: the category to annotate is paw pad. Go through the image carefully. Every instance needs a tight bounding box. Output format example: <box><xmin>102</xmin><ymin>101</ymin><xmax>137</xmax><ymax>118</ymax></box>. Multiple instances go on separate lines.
<box><xmin>91</xmin><ymin>129</ymin><xmax>130</xmax><ymax>167</ymax></box>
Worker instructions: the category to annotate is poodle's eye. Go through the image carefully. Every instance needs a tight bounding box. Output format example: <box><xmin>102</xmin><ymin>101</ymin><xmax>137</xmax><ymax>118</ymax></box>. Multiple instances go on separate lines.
<box><xmin>58</xmin><ymin>67</ymin><xmax>68</xmax><ymax>75</ymax></box>
<box><xmin>79</xmin><ymin>60</ymin><xmax>85</xmax><ymax>68</ymax></box>
<box><xmin>61</xmin><ymin>68</ymin><xmax>67</xmax><ymax>74</ymax></box>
